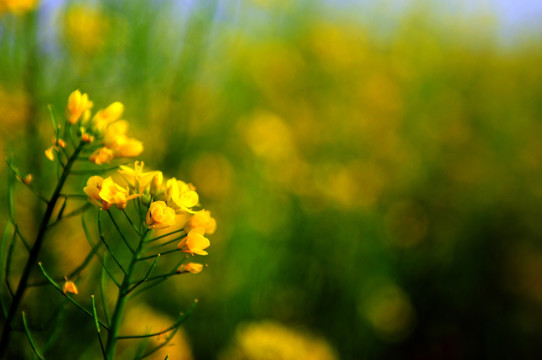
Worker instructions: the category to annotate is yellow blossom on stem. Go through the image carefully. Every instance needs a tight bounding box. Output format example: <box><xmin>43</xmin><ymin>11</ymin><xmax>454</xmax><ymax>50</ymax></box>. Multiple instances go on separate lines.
<box><xmin>81</xmin><ymin>132</ymin><xmax>94</xmax><ymax>143</ymax></box>
<box><xmin>45</xmin><ymin>147</ymin><xmax>55</xmax><ymax>161</ymax></box>
<box><xmin>23</xmin><ymin>174</ymin><xmax>32</xmax><ymax>185</ymax></box>
<box><xmin>177</xmin><ymin>263</ymin><xmax>204</xmax><ymax>274</ymax></box>
<box><xmin>146</xmin><ymin>201</ymin><xmax>176</xmax><ymax>229</ymax></box>
<box><xmin>102</xmin><ymin>120</ymin><xmax>143</xmax><ymax>158</ymax></box>
<box><xmin>83</xmin><ymin>176</ymin><xmax>104</xmax><ymax>207</ymax></box>
<box><xmin>92</xmin><ymin>101</ymin><xmax>124</xmax><ymax>132</ymax></box>
<box><xmin>167</xmin><ymin>178</ymin><xmax>199</xmax><ymax>213</ymax></box>
<box><xmin>150</xmin><ymin>171</ymin><xmax>164</xmax><ymax>195</ymax></box>
<box><xmin>84</xmin><ymin>176</ymin><xmax>138</xmax><ymax>210</ymax></box>
<box><xmin>111</xmin><ymin>136</ymin><xmax>143</xmax><ymax>158</ymax></box>
<box><xmin>89</xmin><ymin>147</ymin><xmax>115</xmax><ymax>165</ymax></box>
<box><xmin>177</xmin><ymin>229</ymin><xmax>210</xmax><ymax>256</ymax></box>
<box><xmin>118</xmin><ymin>161</ymin><xmax>162</xmax><ymax>193</ymax></box>
<box><xmin>98</xmin><ymin>177</ymin><xmax>138</xmax><ymax>210</ymax></box>
<box><xmin>53</xmin><ymin>138</ymin><xmax>66</xmax><ymax>148</ymax></box>
<box><xmin>184</xmin><ymin>210</ymin><xmax>217</xmax><ymax>235</ymax></box>
<box><xmin>62</xmin><ymin>278</ymin><xmax>78</xmax><ymax>295</ymax></box>
<box><xmin>66</xmin><ymin>89</ymin><xmax>93</xmax><ymax>124</ymax></box>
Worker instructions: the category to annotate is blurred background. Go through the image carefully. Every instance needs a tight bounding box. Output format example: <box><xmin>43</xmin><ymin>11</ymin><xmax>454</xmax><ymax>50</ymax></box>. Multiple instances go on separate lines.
<box><xmin>2</xmin><ymin>0</ymin><xmax>542</xmax><ymax>358</ymax></box>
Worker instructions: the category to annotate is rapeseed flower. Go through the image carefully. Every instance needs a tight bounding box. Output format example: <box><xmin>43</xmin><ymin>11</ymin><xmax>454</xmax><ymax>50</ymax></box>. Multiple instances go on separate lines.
<box><xmin>184</xmin><ymin>210</ymin><xmax>216</xmax><ymax>235</ymax></box>
<box><xmin>177</xmin><ymin>263</ymin><xmax>204</xmax><ymax>274</ymax></box>
<box><xmin>62</xmin><ymin>278</ymin><xmax>78</xmax><ymax>295</ymax></box>
<box><xmin>92</xmin><ymin>101</ymin><xmax>124</xmax><ymax>132</ymax></box>
<box><xmin>84</xmin><ymin>176</ymin><xmax>138</xmax><ymax>210</ymax></box>
<box><xmin>66</xmin><ymin>90</ymin><xmax>93</xmax><ymax>124</ymax></box>
<box><xmin>177</xmin><ymin>229</ymin><xmax>210</xmax><ymax>256</ymax></box>
<box><xmin>89</xmin><ymin>147</ymin><xmax>114</xmax><ymax>165</ymax></box>
<box><xmin>167</xmin><ymin>178</ymin><xmax>199</xmax><ymax>213</ymax></box>
<box><xmin>119</xmin><ymin>161</ymin><xmax>161</xmax><ymax>193</ymax></box>
<box><xmin>146</xmin><ymin>201</ymin><xmax>176</xmax><ymax>229</ymax></box>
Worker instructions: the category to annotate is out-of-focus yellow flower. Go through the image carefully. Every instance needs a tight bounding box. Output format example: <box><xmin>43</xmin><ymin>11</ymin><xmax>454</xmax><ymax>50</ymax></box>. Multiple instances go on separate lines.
<box><xmin>0</xmin><ymin>0</ymin><xmax>39</xmax><ymax>15</ymax></box>
<box><xmin>150</xmin><ymin>171</ymin><xmax>164</xmax><ymax>195</ymax></box>
<box><xmin>167</xmin><ymin>178</ymin><xmax>199</xmax><ymax>213</ymax></box>
<box><xmin>92</xmin><ymin>101</ymin><xmax>124</xmax><ymax>132</ymax></box>
<box><xmin>177</xmin><ymin>262</ymin><xmax>204</xmax><ymax>274</ymax></box>
<box><xmin>66</xmin><ymin>90</ymin><xmax>93</xmax><ymax>124</ymax></box>
<box><xmin>44</xmin><ymin>147</ymin><xmax>55</xmax><ymax>161</ymax></box>
<box><xmin>84</xmin><ymin>176</ymin><xmax>138</xmax><ymax>210</ymax></box>
<box><xmin>81</xmin><ymin>132</ymin><xmax>94</xmax><ymax>143</ymax></box>
<box><xmin>63</xmin><ymin>4</ymin><xmax>110</xmax><ymax>55</ymax></box>
<box><xmin>119</xmin><ymin>304</ymin><xmax>194</xmax><ymax>360</ymax></box>
<box><xmin>62</xmin><ymin>278</ymin><xmax>78</xmax><ymax>295</ymax></box>
<box><xmin>89</xmin><ymin>147</ymin><xmax>115</xmax><ymax>165</ymax></box>
<box><xmin>23</xmin><ymin>174</ymin><xmax>32</xmax><ymax>185</ymax></box>
<box><xmin>177</xmin><ymin>229</ymin><xmax>210</xmax><ymax>256</ymax></box>
<box><xmin>146</xmin><ymin>201</ymin><xmax>176</xmax><ymax>229</ymax></box>
<box><xmin>110</xmin><ymin>136</ymin><xmax>143</xmax><ymax>158</ymax></box>
<box><xmin>184</xmin><ymin>210</ymin><xmax>216</xmax><ymax>235</ymax></box>
<box><xmin>119</xmin><ymin>161</ymin><xmax>162</xmax><ymax>193</ymax></box>
<box><xmin>221</xmin><ymin>320</ymin><xmax>338</xmax><ymax>360</ymax></box>
<box><xmin>102</xmin><ymin>120</ymin><xmax>143</xmax><ymax>158</ymax></box>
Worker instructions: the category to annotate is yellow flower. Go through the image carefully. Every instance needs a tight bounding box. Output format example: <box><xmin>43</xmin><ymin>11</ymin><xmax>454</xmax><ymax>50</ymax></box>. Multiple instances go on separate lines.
<box><xmin>146</xmin><ymin>201</ymin><xmax>176</xmax><ymax>229</ymax></box>
<box><xmin>92</xmin><ymin>101</ymin><xmax>124</xmax><ymax>132</ymax></box>
<box><xmin>118</xmin><ymin>161</ymin><xmax>162</xmax><ymax>193</ymax></box>
<box><xmin>83</xmin><ymin>176</ymin><xmax>104</xmax><ymax>207</ymax></box>
<box><xmin>184</xmin><ymin>210</ymin><xmax>216</xmax><ymax>235</ymax></box>
<box><xmin>103</xmin><ymin>120</ymin><xmax>128</xmax><ymax>145</ymax></box>
<box><xmin>84</xmin><ymin>176</ymin><xmax>137</xmax><ymax>210</ymax></box>
<box><xmin>45</xmin><ymin>147</ymin><xmax>55</xmax><ymax>161</ymax></box>
<box><xmin>81</xmin><ymin>132</ymin><xmax>95</xmax><ymax>143</ymax></box>
<box><xmin>150</xmin><ymin>171</ymin><xmax>164</xmax><ymax>195</ymax></box>
<box><xmin>177</xmin><ymin>262</ymin><xmax>204</xmax><ymax>274</ymax></box>
<box><xmin>102</xmin><ymin>120</ymin><xmax>143</xmax><ymax>158</ymax></box>
<box><xmin>110</xmin><ymin>136</ymin><xmax>143</xmax><ymax>158</ymax></box>
<box><xmin>66</xmin><ymin>90</ymin><xmax>93</xmax><ymax>124</ymax></box>
<box><xmin>23</xmin><ymin>174</ymin><xmax>32</xmax><ymax>185</ymax></box>
<box><xmin>51</xmin><ymin>137</ymin><xmax>67</xmax><ymax>148</ymax></box>
<box><xmin>62</xmin><ymin>278</ymin><xmax>78</xmax><ymax>295</ymax></box>
<box><xmin>177</xmin><ymin>229</ymin><xmax>210</xmax><ymax>256</ymax></box>
<box><xmin>89</xmin><ymin>147</ymin><xmax>115</xmax><ymax>165</ymax></box>
<box><xmin>167</xmin><ymin>178</ymin><xmax>199</xmax><ymax>213</ymax></box>
<box><xmin>99</xmin><ymin>177</ymin><xmax>138</xmax><ymax>210</ymax></box>
<box><xmin>0</xmin><ymin>0</ymin><xmax>39</xmax><ymax>15</ymax></box>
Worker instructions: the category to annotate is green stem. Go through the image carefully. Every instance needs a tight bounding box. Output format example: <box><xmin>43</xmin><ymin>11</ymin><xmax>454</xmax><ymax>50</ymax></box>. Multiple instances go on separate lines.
<box><xmin>0</xmin><ymin>142</ymin><xmax>85</xmax><ymax>358</ymax></box>
<box><xmin>104</xmin><ymin>229</ymin><xmax>149</xmax><ymax>359</ymax></box>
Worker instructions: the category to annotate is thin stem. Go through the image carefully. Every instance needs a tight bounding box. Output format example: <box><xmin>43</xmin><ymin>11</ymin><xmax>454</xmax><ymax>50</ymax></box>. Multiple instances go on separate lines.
<box><xmin>38</xmin><ymin>263</ymin><xmax>110</xmax><ymax>330</ymax></box>
<box><xmin>100</xmin><ymin>265</ymin><xmax>111</xmax><ymax>326</ymax></box>
<box><xmin>124</xmin><ymin>255</ymin><xmax>160</xmax><ymax>296</ymax></box>
<box><xmin>98</xmin><ymin>210</ymin><xmax>127</xmax><ymax>275</ymax></box>
<box><xmin>104</xmin><ymin>229</ymin><xmax>150</xmax><ymax>358</ymax></box>
<box><xmin>143</xmin><ymin>235</ymin><xmax>185</xmax><ymax>253</ymax></box>
<box><xmin>121</xmin><ymin>209</ymin><xmax>141</xmax><ymax>236</ymax></box>
<box><xmin>117</xmin><ymin>300</ymin><xmax>197</xmax><ymax>340</ymax></box>
<box><xmin>21</xmin><ymin>312</ymin><xmax>45</xmax><ymax>360</ymax></box>
<box><xmin>108</xmin><ymin>211</ymin><xmax>134</xmax><ymax>253</ymax></box>
<box><xmin>91</xmin><ymin>295</ymin><xmax>107</xmax><ymax>359</ymax></box>
<box><xmin>145</xmin><ymin>228</ymin><xmax>185</xmax><ymax>243</ymax></box>
<box><xmin>137</xmin><ymin>248</ymin><xmax>178</xmax><ymax>262</ymax></box>
<box><xmin>0</xmin><ymin>142</ymin><xmax>85</xmax><ymax>357</ymax></box>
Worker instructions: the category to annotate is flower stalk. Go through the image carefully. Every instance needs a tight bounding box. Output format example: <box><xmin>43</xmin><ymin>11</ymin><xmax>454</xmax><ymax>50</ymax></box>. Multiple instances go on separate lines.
<box><xmin>0</xmin><ymin>141</ymin><xmax>85</xmax><ymax>357</ymax></box>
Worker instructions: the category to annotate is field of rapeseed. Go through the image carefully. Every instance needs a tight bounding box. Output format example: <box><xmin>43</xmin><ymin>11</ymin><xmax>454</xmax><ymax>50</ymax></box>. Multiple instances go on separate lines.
<box><xmin>1</xmin><ymin>0</ymin><xmax>542</xmax><ymax>359</ymax></box>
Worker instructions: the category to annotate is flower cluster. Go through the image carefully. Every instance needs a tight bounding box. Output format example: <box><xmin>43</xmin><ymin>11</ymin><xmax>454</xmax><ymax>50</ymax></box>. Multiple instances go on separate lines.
<box><xmin>84</xmin><ymin>161</ymin><xmax>216</xmax><ymax>272</ymax></box>
<box><xmin>45</xmin><ymin>89</ymin><xmax>143</xmax><ymax>164</ymax></box>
